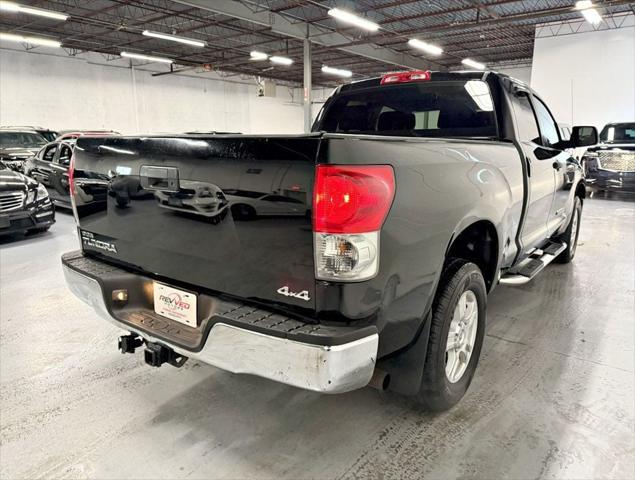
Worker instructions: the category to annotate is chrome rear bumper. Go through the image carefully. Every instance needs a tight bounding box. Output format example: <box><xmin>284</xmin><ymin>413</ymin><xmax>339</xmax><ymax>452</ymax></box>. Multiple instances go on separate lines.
<box><xmin>63</xmin><ymin>262</ymin><xmax>378</xmax><ymax>394</ymax></box>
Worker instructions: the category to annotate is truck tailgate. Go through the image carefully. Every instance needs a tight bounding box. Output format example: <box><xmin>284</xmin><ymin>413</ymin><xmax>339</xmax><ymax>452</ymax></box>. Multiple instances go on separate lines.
<box><xmin>72</xmin><ymin>135</ymin><xmax>321</xmax><ymax>312</ymax></box>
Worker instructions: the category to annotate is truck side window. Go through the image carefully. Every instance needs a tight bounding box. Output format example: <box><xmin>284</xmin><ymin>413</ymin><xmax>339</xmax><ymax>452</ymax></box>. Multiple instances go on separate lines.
<box><xmin>532</xmin><ymin>97</ymin><xmax>560</xmax><ymax>148</ymax></box>
<box><xmin>511</xmin><ymin>92</ymin><xmax>541</xmax><ymax>145</ymax></box>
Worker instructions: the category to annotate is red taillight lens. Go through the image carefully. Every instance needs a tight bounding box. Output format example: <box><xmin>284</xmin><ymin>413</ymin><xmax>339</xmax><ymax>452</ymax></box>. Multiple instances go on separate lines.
<box><xmin>380</xmin><ymin>70</ymin><xmax>431</xmax><ymax>85</ymax></box>
<box><xmin>313</xmin><ymin>165</ymin><xmax>395</xmax><ymax>234</ymax></box>
<box><xmin>68</xmin><ymin>152</ymin><xmax>75</xmax><ymax>194</ymax></box>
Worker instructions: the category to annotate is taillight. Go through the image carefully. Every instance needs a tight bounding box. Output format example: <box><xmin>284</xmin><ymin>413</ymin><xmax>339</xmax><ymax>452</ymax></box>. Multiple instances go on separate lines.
<box><xmin>380</xmin><ymin>69</ymin><xmax>431</xmax><ymax>85</ymax></box>
<box><xmin>313</xmin><ymin>165</ymin><xmax>395</xmax><ymax>281</ymax></box>
<box><xmin>68</xmin><ymin>152</ymin><xmax>75</xmax><ymax>194</ymax></box>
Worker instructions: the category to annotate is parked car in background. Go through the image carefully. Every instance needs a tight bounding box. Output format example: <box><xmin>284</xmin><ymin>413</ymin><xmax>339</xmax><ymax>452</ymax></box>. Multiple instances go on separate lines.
<box><xmin>62</xmin><ymin>71</ymin><xmax>596</xmax><ymax>411</ymax></box>
<box><xmin>57</xmin><ymin>130</ymin><xmax>120</xmax><ymax>140</ymax></box>
<box><xmin>0</xmin><ymin>129</ymin><xmax>47</xmax><ymax>172</ymax></box>
<box><xmin>582</xmin><ymin>122</ymin><xmax>635</xmax><ymax>193</ymax></box>
<box><xmin>0</xmin><ymin>160</ymin><xmax>55</xmax><ymax>236</ymax></box>
<box><xmin>0</xmin><ymin>126</ymin><xmax>58</xmax><ymax>142</ymax></box>
<box><xmin>24</xmin><ymin>139</ymin><xmax>76</xmax><ymax>208</ymax></box>
<box><xmin>224</xmin><ymin>189</ymin><xmax>307</xmax><ymax>219</ymax></box>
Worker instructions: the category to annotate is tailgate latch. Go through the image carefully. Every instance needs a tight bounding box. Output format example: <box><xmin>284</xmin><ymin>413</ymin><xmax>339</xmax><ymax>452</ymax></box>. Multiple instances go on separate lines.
<box><xmin>140</xmin><ymin>165</ymin><xmax>179</xmax><ymax>192</ymax></box>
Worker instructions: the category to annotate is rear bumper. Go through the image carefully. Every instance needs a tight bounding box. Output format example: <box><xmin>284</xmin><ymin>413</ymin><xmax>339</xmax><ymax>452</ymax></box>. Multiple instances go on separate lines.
<box><xmin>62</xmin><ymin>251</ymin><xmax>378</xmax><ymax>393</ymax></box>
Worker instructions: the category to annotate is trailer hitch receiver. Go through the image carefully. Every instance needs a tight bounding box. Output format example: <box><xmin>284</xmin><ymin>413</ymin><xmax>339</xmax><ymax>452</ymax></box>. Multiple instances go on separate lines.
<box><xmin>144</xmin><ymin>342</ymin><xmax>188</xmax><ymax>368</ymax></box>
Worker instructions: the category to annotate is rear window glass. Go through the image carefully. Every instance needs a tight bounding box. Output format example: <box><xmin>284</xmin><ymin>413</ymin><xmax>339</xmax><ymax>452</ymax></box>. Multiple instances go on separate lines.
<box><xmin>318</xmin><ymin>80</ymin><xmax>497</xmax><ymax>138</ymax></box>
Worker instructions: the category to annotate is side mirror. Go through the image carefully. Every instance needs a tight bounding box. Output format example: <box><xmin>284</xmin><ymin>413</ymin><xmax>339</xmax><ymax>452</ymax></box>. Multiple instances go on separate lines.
<box><xmin>571</xmin><ymin>126</ymin><xmax>598</xmax><ymax>147</ymax></box>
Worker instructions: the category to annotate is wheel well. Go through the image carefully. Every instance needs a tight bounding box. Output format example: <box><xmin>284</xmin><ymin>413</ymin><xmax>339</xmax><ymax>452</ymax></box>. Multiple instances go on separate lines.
<box><xmin>446</xmin><ymin>221</ymin><xmax>499</xmax><ymax>291</ymax></box>
<box><xmin>575</xmin><ymin>182</ymin><xmax>586</xmax><ymax>202</ymax></box>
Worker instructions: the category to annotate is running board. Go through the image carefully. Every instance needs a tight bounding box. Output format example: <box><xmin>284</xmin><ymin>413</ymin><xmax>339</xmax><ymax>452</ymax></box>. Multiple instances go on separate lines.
<box><xmin>499</xmin><ymin>242</ymin><xmax>567</xmax><ymax>286</ymax></box>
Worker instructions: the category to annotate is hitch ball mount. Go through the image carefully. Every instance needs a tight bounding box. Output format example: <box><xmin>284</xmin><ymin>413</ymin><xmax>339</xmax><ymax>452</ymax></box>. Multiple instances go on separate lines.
<box><xmin>118</xmin><ymin>334</ymin><xmax>188</xmax><ymax>368</ymax></box>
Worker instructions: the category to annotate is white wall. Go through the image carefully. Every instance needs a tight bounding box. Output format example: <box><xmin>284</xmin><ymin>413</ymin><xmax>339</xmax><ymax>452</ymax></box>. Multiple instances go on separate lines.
<box><xmin>530</xmin><ymin>18</ymin><xmax>635</xmax><ymax>129</ymax></box>
<box><xmin>0</xmin><ymin>48</ymin><xmax>305</xmax><ymax>135</ymax></box>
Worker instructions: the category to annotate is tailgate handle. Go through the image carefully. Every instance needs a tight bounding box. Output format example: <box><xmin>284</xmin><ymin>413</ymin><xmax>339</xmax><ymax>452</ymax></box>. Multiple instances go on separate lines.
<box><xmin>139</xmin><ymin>165</ymin><xmax>179</xmax><ymax>192</ymax></box>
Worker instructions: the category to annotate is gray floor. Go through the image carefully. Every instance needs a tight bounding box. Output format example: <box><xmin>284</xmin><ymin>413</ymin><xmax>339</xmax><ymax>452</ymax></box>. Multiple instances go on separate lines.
<box><xmin>1</xmin><ymin>196</ymin><xmax>633</xmax><ymax>480</ymax></box>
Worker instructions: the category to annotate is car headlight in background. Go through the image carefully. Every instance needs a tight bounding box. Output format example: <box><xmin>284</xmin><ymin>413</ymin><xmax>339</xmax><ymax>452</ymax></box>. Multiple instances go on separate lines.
<box><xmin>37</xmin><ymin>183</ymin><xmax>49</xmax><ymax>201</ymax></box>
<box><xmin>582</xmin><ymin>152</ymin><xmax>599</xmax><ymax>172</ymax></box>
<box><xmin>27</xmin><ymin>184</ymin><xmax>49</xmax><ymax>205</ymax></box>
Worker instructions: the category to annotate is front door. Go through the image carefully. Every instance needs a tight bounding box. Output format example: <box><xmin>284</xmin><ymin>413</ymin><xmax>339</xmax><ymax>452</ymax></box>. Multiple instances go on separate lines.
<box><xmin>509</xmin><ymin>89</ymin><xmax>555</xmax><ymax>253</ymax></box>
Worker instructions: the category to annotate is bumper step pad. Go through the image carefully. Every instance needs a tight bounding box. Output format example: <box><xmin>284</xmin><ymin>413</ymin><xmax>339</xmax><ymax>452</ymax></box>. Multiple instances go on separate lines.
<box><xmin>62</xmin><ymin>251</ymin><xmax>374</xmax><ymax>351</ymax></box>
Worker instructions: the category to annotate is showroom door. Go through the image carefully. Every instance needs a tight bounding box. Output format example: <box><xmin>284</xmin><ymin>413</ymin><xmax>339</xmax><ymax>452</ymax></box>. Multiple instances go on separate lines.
<box><xmin>509</xmin><ymin>89</ymin><xmax>555</xmax><ymax>252</ymax></box>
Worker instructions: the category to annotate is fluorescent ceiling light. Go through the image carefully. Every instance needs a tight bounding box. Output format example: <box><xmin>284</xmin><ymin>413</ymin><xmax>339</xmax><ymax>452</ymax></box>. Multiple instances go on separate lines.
<box><xmin>464</xmin><ymin>80</ymin><xmax>494</xmax><ymax>111</ymax></box>
<box><xmin>575</xmin><ymin>0</ymin><xmax>593</xmax><ymax>9</ymax></box>
<box><xmin>321</xmin><ymin>65</ymin><xmax>352</xmax><ymax>78</ymax></box>
<box><xmin>0</xmin><ymin>32</ymin><xmax>61</xmax><ymax>48</ymax></box>
<box><xmin>327</xmin><ymin>8</ymin><xmax>379</xmax><ymax>32</ymax></box>
<box><xmin>120</xmin><ymin>51</ymin><xmax>173</xmax><ymax>64</ymax></box>
<box><xmin>581</xmin><ymin>7</ymin><xmax>602</xmax><ymax>24</ymax></box>
<box><xmin>575</xmin><ymin>1</ymin><xmax>602</xmax><ymax>24</ymax></box>
<box><xmin>142</xmin><ymin>30</ymin><xmax>205</xmax><ymax>47</ymax></box>
<box><xmin>408</xmin><ymin>38</ymin><xmax>443</xmax><ymax>56</ymax></box>
<box><xmin>0</xmin><ymin>1</ymin><xmax>68</xmax><ymax>20</ymax></box>
<box><xmin>250</xmin><ymin>50</ymin><xmax>268</xmax><ymax>61</ymax></box>
<box><xmin>461</xmin><ymin>58</ymin><xmax>486</xmax><ymax>70</ymax></box>
<box><xmin>270</xmin><ymin>55</ymin><xmax>293</xmax><ymax>65</ymax></box>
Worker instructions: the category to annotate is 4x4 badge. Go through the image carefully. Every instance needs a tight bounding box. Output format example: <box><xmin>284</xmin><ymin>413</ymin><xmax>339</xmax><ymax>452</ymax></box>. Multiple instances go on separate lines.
<box><xmin>277</xmin><ymin>286</ymin><xmax>310</xmax><ymax>302</ymax></box>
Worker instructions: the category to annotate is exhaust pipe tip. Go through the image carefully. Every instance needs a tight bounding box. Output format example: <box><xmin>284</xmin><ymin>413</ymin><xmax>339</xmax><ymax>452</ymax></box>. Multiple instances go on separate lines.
<box><xmin>368</xmin><ymin>368</ymin><xmax>390</xmax><ymax>391</ymax></box>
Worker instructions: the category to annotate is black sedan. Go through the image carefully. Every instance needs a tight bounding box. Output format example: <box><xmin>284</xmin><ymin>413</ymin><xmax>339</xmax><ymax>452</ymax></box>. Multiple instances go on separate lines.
<box><xmin>24</xmin><ymin>138</ymin><xmax>75</xmax><ymax>208</ymax></box>
<box><xmin>0</xmin><ymin>160</ymin><xmax>55</xmax><ymax>236</ymax></box>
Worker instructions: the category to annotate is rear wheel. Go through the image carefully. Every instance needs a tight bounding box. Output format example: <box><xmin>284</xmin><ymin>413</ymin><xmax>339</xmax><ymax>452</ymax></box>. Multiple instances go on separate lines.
<box><xmin>556</xmin><ymin>196</ymin><xmax>582</xmax><ymax>264</ymax></box>
<box><xmin>416</xmin><ymin>259</ymin><xmax>487</xmax><ymax>411</ymax></box>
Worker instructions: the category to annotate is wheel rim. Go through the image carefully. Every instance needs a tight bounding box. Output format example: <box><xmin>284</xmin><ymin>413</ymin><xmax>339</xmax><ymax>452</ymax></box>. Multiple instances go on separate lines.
<box><xmin>570</xmin><ymin>209</ymin><xmax>580</xmax><ymax>256</ymax></box>
<box><xmin>445</xmin><ymin>290</ymin><xmax>479</xmax><ymax>384</ymax></box>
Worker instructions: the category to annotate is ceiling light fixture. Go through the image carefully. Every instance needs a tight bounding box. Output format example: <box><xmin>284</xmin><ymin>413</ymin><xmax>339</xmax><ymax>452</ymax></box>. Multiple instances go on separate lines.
<box><xmin>461</xmin><ymin>58</ymin><xmax>486</xmax><ymax>70</ymax></box>
<box><xmin>0</xmin><ymin>1</ymin><xmax>68</xmax><ymax>20</ymax></box>
<box><xmin>575</xmin><ymin>1</ymin><xmax>603</xmax><ymax>24</ymax></box>
<box><xmin>0</xmin><ymin>32</ymin><xmax>61</xmax><ymax>48</ymax></box>
<box><xmin>270</xmin><ymin>55</ymin><xmax>293</xmax><ymax>65</ymax></box>
<box><xmin>120</xmin><ymin>51</ymin><xmax>174</xmax><ymax>64</ymax></box>
<box><xmin>142</xmin><ymin>30</ymin><xmax>205</xmax><ymax>47</ymax></box>
<box><xmin>408</xmin><ymin>38</ymin><xmax>443</xmax><ymax>56</ymax></box>
<box><xmin>321</xmin><ymin>65</ymin><xmax>353</xmax><ymax>78</ymax></box>
<box><xmin>327</xmin><ymin>8</ymin><xmax>379</xmax><ymax>32</ymax></box>
<box><xmin>250</xmin><ymin>50</ymin><xmax>268</xmax><ymax>61</ymax></box>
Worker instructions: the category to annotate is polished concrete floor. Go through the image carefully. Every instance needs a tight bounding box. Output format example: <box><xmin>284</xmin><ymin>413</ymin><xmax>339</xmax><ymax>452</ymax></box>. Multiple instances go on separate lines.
<box><xmin>1</xmin><ymin>196</ymin><xmax>633</xmax><ymax>480</ymax></box>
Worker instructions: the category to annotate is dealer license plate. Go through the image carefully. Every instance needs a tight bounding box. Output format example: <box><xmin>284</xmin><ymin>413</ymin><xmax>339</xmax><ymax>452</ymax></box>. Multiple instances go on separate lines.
<box><xmin>153</xmin><ymin>282</ymin><xmax>197</xmax><ymax>327</ymax></box>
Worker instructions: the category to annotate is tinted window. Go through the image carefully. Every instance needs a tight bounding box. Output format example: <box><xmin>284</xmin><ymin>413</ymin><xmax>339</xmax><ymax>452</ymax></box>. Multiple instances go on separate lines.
<box><xmin>533</xmin><ymin>97</ymin><xmax>560</xmax><ymax>147</ymax></box>
<box><xmin>600</xmin><ymin>123</ymin><xmax>635</xmax><ymax>144</ymax></box>
<box><xmin>511</xmin><ymin>92</ymin><xmax>541</xmax><ymax>144</ymax></box>
<box><xmin>318</xmin><ymin>80</ymin><xmax>497</xmax><ymax>138</ymax></box>
<box><xmin>59</xmin><ymin>144</ymin><xmax>73</xmax><ymax>165</ymax></box>
<box><xmin>42</xmin><ymin>144</ymin><xmax>58</xmax><ymax>162</ymax></box>
<box><xmin>0</xmin><ymin>131</ymin><xmax>46</xmax><ymax>148</ymax></box>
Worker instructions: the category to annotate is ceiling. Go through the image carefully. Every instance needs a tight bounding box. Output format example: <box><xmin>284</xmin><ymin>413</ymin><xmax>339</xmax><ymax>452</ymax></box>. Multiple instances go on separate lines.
<box><xmin>1</xmin><ymin>0</ymin><xmax>633</xmax><ymax>86</ymax></box>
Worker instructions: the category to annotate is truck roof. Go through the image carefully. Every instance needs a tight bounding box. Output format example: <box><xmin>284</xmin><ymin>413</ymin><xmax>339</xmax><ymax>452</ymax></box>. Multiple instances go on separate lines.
<box><xmin>337</xmin><ymin>70</ymin><xmax>493</xmax><ymax>94</ymax></box>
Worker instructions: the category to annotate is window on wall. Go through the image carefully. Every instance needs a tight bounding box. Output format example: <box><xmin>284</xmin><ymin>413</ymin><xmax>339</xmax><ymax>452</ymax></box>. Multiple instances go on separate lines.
<box><xmin>532</xmin><ymin>97</ymin><xmax>560</xmax><ymax>147</ymax></box>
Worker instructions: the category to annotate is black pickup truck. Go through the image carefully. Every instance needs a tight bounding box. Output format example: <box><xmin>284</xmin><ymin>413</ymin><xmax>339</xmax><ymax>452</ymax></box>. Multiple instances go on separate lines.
<box><xmin>62</xmin><ymin>71</ymin><xmax>597</xmax><ymax>410</ymax></box>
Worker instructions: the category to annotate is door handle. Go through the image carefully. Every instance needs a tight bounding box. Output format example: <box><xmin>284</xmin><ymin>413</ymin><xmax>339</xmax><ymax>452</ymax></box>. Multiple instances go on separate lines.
<box><xmin>140</xmin><ymin>165</ymin><xmax>179</xmax><ymax>192</ymax></box>
<box><xmin>552</xmin><ymin>161</ymin><xmax>561</xmax><ymax>171</ymax></box>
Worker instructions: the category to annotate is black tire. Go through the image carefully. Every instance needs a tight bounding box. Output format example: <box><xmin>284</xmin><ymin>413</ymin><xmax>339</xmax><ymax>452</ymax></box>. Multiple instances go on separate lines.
<box><xmin>416</xmin><ymin>259</ymin><xmax>487</xmax><ymax>411</ymax></box>
<box><xmin>231</xmin><ymin>204</ymin><xmax>256</xmax><ymax>220</ymax></box>
<box><xmin>556</xmin><ymin>196</ymin><xmax>582</xmax><ymax>264</ymax></box>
